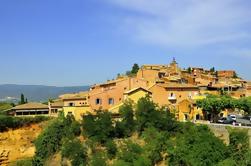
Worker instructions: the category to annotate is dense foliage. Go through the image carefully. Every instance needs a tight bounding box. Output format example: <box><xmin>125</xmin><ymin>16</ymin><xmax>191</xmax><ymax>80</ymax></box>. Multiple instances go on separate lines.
<box><xmin>115</xmin><ymin>100</ymin><xmax>135</xmax><ymax>138</ymax></box>
<box><xmin>32</xmin><ymin>114</ymin><xmax>83</xmax><ymax>165</ymax></box>
<box><xmin>135</xmin><ymin>96</ymin><xmax>178</xmax><ymax>133</ymax></box>
<box><xmin>82</xmin><ymin>111</ymin><xmax>115</xmax><ymax>144</ymax></box>
<box><xmin>168</xmin><ymin>123</ymin><xmax>228</xmax><ymax>166</ymax></box>
<box><xmin>0</xmin><ymin>115</ymin><xmax>49</xmax><ymax>132</ymax></box>
<box><xmin>61</xmin><ymin>139</ymin><xmax>87</xmax><ymax>166</ymax></box>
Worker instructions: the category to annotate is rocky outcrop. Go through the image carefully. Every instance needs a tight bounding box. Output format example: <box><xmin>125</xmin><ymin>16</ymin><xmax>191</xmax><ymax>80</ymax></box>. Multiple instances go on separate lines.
<box><xmin>0</xmin><ymin>149</ymin><xmax>10</xmax><ymax>166</ymax></box>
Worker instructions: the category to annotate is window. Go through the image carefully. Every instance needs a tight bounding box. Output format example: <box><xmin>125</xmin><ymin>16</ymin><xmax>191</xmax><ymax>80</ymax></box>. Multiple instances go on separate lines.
<box><xmin>69</xmin><ymin>102</ymin><xmax>74</xmax><ymax>106</ymax></box>
<box><xmin>96</xmin><ymin>98</ymin><xmax>102</xmax><ymax>105</ymax></box>
<box><xmin>108</xmin><ymin>98</ymin><xmax>114</xmax><ymax>105</ymax></box>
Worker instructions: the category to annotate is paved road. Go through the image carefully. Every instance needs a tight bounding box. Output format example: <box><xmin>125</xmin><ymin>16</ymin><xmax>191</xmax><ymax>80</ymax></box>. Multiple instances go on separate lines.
<box><xmin>237</xmin><ymin>118</ymin><xmax>251</xmax><ymax>125</ymax></box>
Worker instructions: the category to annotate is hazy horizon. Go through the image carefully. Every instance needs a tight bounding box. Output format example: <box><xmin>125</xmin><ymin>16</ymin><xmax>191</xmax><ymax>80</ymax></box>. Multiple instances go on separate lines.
<box><xmin>1</xmin><ymin>0</ymin><xmax>251</xmax><ymax>86</ymax></box>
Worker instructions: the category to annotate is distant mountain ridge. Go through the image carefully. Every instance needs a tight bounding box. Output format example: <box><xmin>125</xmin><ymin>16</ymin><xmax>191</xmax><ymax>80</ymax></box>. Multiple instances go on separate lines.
<box><xmin>0</xmin><ymin>84</ymin><xmax>89</xmax><ymax>102</ymax></box>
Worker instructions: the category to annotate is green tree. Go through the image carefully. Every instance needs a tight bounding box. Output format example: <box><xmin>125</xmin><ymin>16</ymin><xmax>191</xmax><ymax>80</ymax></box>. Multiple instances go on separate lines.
<box><xmin>210</xmin><ymin>67</ymin><xmax>215</xmax><ymax>73</ymax></box>
<box><xmin>142</xmin><ymin>127</ymin><xmax>168</xmax><ymax>165</ymax></box>
<box><xmin>105</xmin><ymin>140</ymin><xmax>117</xmax><ymax>159</ymax></box>
<box><xmin>196</xmin><ymin>95</ymin><xmax>235</xmax><ymax>122</ymax></box>
<box><xmin>82</xmin><ymin>111</ymin><xmax>115</xmax><ymax>144</ymax></box>
<box><xmin>32</xmin><ymin>119</ymin><xmax>67</xmax><ymax>165</ymax></box>
<box><xmin>135</xmin><ymin>96</ymin><xmax>158</xmax><ymax>132</ymax></box>
<box><xmin>168</xmin><ymin>123</ymin><xmax>227</xmax><ymax>166</ymax></box>
<box><xmin>32</xmin><ymin>114</ymin><xmax>78</xmax><ymax>165</ymax></box>
<box><xmin>131</xmin><ymin>63</ymin><xmax>140</xmax><ymax>75</ymax></box>
<box><xmin>70</xmin><ymin>120</ymin><xmax>81</xmax><ymax>137</ymax></box>
<box><xmin>115</xmin><ymin>100</ymin><xmax>135</xmax><ymax>138</ymax></box>
<box><xmin>233</xmin><ymin>71</ymin><xmax>238</xmax><ymax>78</ymax></box>
<box><xmin>187</xmin><ymin>67</ymin><xmax>192</xmax><ymax>74</ymax></box>
<box><xmin>20</xmin><ymin>93</ymin><xmax>25</xmax><ymax>104</ymax></box>
<box><xmin>61</xmin><ymin>139</ymin><xmax>87</xmax><ymax>166</ymax></box>
<box><xmin>228</xmin><ymin>129</ymin><xmax>251</xmax><ymax>165</ymax></box>
<box><xmin>235</xmin><ymin>97</ymin><xmax>251</xmax><ymax>114</ymax></box>
<box><xmin>114</xmin><ymin>140</ymin><xmax>151</xmax><ymax>166</ymax></box>
<box><xmin>135</xmin><ymin>96</ymin><xmax>178</xmax><ymax>133</ymax></box>
<box><xmin>89</xmin><ymin>152</ymin><xmax>107</xmax><ymax>166</ymax></box>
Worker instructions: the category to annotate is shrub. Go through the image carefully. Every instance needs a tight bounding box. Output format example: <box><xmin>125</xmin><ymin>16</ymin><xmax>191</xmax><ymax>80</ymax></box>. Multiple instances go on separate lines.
<box><xmin>82</xmin><ymin>111</ymin><xmax>115</xmax><ymax>144</ymax></box>
<box><xmin>11</xmin><ymin>158</ymin><xmax>32</xmax><ymax>166</ymax></box>
<box><xmin>61</xmin><ymin>139</ymin><xmax>87</xmax><ymax>166</ymax></box>
<box><xmin>105</xmin><ymin>140</ymin><xmax>117</xmax><ymax>159</ymax></box>
<box><xmin>0</xmin><ymin>115</ymin><xmax>49</xmax><ymax>132</ymax></box>
<box><xmin>70</xmin><ymin>121</ymin><xmax>81</xmax><ymax>137</ymax></box>
<box><xmin>117</xmin><ymin>141</ymin><xmax>143</xmax><ymax>164</ymax></box>
<box><xmin>168</xmin><ymin>124</ymin><xmax>227</xmax><ymax>166</ymax></box>
<box><xmin>89</xmin><ymin>152</ymin><xmax>107</xmax><ymax>166</ymax></box>
<box><xmin>116</xmin><ymin>100</ymin><xmax>135</xmax><ymax>137</ymax></box>
<box><xmin>32</xmin><ymin>119</ymin><xmax>67</xmax><ymax>165</ymax></box>
<box><xmin>142</xmin><ymin>127</ymin><xmax>168</xmax><ymax>165</ymax></box>
<box><xmin>228</xmin><ymin>129</ymin><xmax>251</xmax><ymax>165</ymax></box>
<box><xmin>135</xmin><ymin>96</ymin><xmax>178</xmax><ymax>133</ymax></box>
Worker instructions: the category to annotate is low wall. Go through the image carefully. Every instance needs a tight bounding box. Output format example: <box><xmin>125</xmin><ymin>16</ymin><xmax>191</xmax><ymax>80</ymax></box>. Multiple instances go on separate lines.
<box><xmin>205</xmin><ymin>123</ymin><xmax>251</xmax><ymax>149</ymax></box>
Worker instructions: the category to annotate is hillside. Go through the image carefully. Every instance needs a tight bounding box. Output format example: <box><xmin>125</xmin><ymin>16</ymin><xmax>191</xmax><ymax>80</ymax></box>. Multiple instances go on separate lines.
<box><xmin>0</xmin><ymin>121</ymin><xmax>49</xmax><ymax>165</ymax></box>
<box><xmin>0</xmin><ymin>84</ymin><xmax>89</xmax><ymax>102</ymax></box>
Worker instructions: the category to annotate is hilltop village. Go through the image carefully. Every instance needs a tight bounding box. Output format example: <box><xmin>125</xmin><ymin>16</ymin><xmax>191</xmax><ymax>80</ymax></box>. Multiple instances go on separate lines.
<box><xmin>10</xmin><ymin>59</ymin><xmax>251</xmax><ymax>121</ymax></box>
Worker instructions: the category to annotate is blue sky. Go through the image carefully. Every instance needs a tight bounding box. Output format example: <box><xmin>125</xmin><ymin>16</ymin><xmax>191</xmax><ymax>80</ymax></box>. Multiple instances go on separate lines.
<box><xmin>0</xmin><ymin>0</ymin><xmax>251</xmax><ymax>86</ymax></box>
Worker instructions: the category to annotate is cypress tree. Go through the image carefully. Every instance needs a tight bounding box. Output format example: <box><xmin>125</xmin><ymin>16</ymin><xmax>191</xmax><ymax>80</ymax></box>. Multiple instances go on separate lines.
<box><xmin>20</xmin><ymin>93</ymin><xmax>25</xmax><ymax>104</ymax></box>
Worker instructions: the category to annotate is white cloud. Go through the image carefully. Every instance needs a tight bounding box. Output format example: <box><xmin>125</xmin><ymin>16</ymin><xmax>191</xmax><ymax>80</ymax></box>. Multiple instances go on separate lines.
<box><xmin>108</xmin><ymin>0</ymin><xmax>251</xmax><ymax>48</ymax></box>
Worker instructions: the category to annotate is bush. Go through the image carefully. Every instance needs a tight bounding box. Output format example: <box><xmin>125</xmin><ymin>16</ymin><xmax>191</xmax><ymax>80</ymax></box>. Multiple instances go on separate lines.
<box><xmin>168</xmin><ymin>124</ymin><xmax>227</xmax><ymax>166</ymax></box>
<box><xmin>217</xmin><ymin>158</ymin><xmax>236</xmax><ymax>166</ymax></box>
<box><xmin>228</xmin><ymin>129</ymin><xmax>251</xmax><ymax>165</ymax></box>
<box><xmin>135</xmin><ymin>96</ymin><xmax>178</xmax><ymax>133</ymax></box>
<box><xmin>61</xmin><ymin>139</ymin><xmax>87</xmax><ymax>166</ymax></box>
<box><xmin>89</xmin><ymin>152</ymin><xmax>107</xmax><ymax>166</ymax></box>
<box><xmin>115</xmin><ymin>100</ymin><xmax>135</xmax><ymax>138</ymax></box>
<box><xmin>70</xmin><ymin>121</ymin><xmax>81</xmax><ymax>136</ymax></box>
<box><xmin>117</xmin><ymin>141</ymin><xmax>143</xmax><ymax>164</ymax></box>
<box><xmin>10</xmin><ymin>158</ymin><xmax>32</xmax><ymax>166</ymax></box>
<box><xmin>82</xmin><ymin>111</ymin><xmax>115</xmax><ymax>144</ymax></box>
<box><xmin>32</xmin><ymin>119</ymin><xmax>67</xmax><ymax>165</ymax></box>
<box><xmin>142</xmin><ymin>127</ymin><xmax>168</xmax><ymax>165</ymax></box>
<box><xmin>0</xmin><ymin>115</ymin><xmax>49</xmax><ymax>132</ymax></box>
<box><xmin>105</xmin><ymin>140</ymin><xmax>117</xmax><ymax>159</ymax></box>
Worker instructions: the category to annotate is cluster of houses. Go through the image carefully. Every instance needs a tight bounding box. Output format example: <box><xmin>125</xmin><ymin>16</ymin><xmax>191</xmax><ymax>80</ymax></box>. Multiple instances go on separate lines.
<box><xmin>10</xmin><ymin>59</ymin><xmax>251</xmax><ymax>121</ymax></box>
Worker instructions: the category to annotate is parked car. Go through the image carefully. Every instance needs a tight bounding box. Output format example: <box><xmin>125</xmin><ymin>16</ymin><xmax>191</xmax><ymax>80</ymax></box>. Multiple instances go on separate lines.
<box><xmin>217</xmin><ymin>117</ymin><xmax>234</xmax><ymax>124</ymax></box>
<box><xmin>228</xmin><ymin>115</ymin><xmax>237</xmax><ymax>122</ymax></box>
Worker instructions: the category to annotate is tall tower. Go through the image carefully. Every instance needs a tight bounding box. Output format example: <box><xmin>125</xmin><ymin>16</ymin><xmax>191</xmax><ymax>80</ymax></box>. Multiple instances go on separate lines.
<box><xmin>170</xmin><ymin>57</ymin><xmax>179</xmax><ymax>74</ymax></box>
<box><xmin>172</xmin><ymin>57</ymin><xmax>177</xmax><ymax>64</ymax></box>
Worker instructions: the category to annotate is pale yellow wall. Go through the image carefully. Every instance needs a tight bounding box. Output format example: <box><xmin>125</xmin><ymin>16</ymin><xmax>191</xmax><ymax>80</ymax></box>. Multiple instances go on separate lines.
<box><xmin>125</xmin><ymin>90</ymin><xmax>149</xmax><ymax>103</ymax></box>
<box><xmin>63</xmin><ymin>106</ymin><xmax>91</xmax><ymax>121</ymax></box>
